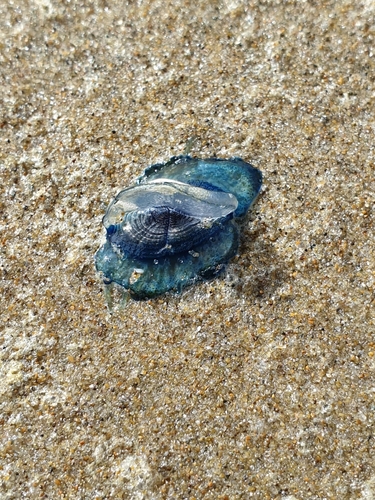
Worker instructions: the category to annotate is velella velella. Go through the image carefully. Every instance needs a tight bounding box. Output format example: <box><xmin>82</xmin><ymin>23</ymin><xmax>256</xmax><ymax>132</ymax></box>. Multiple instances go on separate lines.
<box><xmin>95</xmin><ymin>155</ymin><xmax>262</xmax><ymax>300</ymax></box>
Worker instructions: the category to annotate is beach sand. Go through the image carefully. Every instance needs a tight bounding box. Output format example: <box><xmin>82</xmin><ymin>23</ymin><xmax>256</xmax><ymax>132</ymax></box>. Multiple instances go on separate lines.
<box><xmin>1</xmin><ymin>0</ymin><xmax>375</xmax><ymax>498</ymax></box>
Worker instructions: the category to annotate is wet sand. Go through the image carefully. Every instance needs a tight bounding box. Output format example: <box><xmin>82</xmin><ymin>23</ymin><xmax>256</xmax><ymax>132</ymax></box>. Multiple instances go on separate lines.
<box><xmin>1</xmin><ymin>0</ymin><xmax>375</xmax><ymax>498</ymax></box>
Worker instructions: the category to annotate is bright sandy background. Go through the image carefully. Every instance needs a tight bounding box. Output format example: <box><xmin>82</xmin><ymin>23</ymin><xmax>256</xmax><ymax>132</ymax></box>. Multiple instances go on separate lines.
<box><xmin>1</xmin><ymin>0</ymin><xmax>375</xmax><ymax>498</ymax></box>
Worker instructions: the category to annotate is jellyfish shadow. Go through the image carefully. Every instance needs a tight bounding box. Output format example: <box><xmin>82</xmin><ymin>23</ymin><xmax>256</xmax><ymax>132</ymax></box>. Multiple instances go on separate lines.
<box><xmin>223</xmin><ymin>223</ymin><xmax>289</xmax><ymax>301</ymax></box>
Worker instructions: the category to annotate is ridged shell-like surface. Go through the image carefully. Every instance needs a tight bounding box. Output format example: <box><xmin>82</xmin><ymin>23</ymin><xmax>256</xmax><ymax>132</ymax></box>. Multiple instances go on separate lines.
<box><xmin>103</xmin><ymin>179</ymin><xmax>238</xmax><ymax>258</ymax></box>
<box><xmin>95</xmin><ymin>155</ymin><xmax>262</xmax><ymax>299</ymax></box>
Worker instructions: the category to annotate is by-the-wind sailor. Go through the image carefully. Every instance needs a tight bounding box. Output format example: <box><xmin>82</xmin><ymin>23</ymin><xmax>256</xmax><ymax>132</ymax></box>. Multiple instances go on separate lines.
<box><xmin>95</xmin><ymin>155</ymin><xmax>262</xmax><ymax>300</ymax></box>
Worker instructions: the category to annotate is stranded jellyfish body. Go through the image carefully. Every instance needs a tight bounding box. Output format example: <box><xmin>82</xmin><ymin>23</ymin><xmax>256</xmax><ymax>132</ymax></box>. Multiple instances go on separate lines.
<box><xmin>95</xmin><ymin>155</ymin><xmax>262</xmax><ymax>300</ymax></box>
